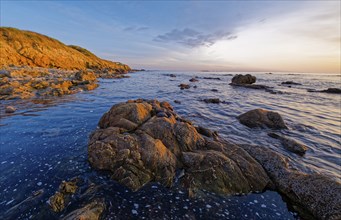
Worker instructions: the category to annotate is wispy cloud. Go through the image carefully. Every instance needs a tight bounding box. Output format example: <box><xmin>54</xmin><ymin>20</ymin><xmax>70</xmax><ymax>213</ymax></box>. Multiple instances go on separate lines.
<box><xmin>154</xmin><ymin>28</ymin><xmax>237</xmax><ymax>47</ymax></box>
<box><xmin>123</xmin><ymin>26</ymin><xmax>149</xmax><ymax>32</ymax></box>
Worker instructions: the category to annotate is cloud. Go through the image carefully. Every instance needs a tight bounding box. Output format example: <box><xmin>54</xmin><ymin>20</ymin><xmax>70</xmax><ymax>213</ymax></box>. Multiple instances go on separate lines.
<box><xmin>123</xmin><ymin>26</ymin><xmax>149</xmax><ymax>32</ymax></box>
<box><xmin>154</xmin><ymin>28</ymin><xmax>237</xmax><ymax>47</ymax></box>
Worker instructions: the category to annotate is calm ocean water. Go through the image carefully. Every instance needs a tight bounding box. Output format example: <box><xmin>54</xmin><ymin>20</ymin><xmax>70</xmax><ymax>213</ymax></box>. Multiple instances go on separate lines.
<box><xmin>0</xmin><ymin>71</ymin><xmax>340</xmax><ymax>219</ymax></box>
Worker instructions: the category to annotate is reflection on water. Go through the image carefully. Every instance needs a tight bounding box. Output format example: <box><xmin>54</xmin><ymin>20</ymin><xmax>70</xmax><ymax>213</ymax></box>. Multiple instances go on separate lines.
<box><xmin>0</xmin><ymin>71</ymin><xmax>340</xmax><ymax>219</ymax></box>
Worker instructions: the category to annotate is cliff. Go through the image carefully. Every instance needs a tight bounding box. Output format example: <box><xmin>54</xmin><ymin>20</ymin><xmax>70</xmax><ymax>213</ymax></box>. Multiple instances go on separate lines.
<box><xmin>0</xmin><ymin>27</ymin><xmax>130</xmax><ymax>72</ymax></box>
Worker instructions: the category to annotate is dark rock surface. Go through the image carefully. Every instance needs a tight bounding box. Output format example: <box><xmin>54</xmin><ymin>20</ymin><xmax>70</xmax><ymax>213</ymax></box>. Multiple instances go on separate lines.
<box><xmin>237</xmin><ymin>109</ymin><xmax>288</xmax><ymax>129</ymax></box>
<box><xmin>189</xmin><ymin>78</ymin><xmax>199</xmax><ymax>82</ymax></box>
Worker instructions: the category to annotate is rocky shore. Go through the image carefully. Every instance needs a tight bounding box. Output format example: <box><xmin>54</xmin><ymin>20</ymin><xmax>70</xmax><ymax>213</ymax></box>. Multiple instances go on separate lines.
<box><xmin>0</xmin><ymin>67</ymin><xmax>130</xmax><ymax>101</ymax></box>
<box><xmin>87</xmin><ymin>99</ymin><xmax>341</xmax><ymax>220</ymax></box>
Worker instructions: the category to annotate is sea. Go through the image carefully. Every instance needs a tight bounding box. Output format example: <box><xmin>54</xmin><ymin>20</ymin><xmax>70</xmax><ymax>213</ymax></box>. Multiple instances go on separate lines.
<box><xmin>0</xmin><ymin>71</ymin><xmax>340</xmax><ymax>219</ymax></box>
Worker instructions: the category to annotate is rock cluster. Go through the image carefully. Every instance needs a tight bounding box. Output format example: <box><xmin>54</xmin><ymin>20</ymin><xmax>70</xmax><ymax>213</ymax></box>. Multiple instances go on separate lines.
<box><xmin>88</xmin><ymin>99</ymin><xmax>270</xmax><ymax>195</ymax></box>
<box><xmin>88</xmin><ymin>100</ymin><xmax>341</xmax><ymax>219</ymax></box>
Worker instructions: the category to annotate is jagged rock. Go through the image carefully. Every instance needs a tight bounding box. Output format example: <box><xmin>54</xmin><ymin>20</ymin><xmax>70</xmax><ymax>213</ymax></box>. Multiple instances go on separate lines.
<box><xmin>241</xmin><ymin>145</ymin><xmax>341</xmax><ymax>220</ymax></box>
<box><xmin>268</xmin><ymin>133</ymin><xmax>308</xmax><ymax>155</ymax></box>
<box><xmin>49</xmin><ymin>192</ymin><xmax>65</xmax><ymax>212</ymax></box>
<box><xmin>231</xmin><ymin>74</ymin><xmax>256</xmax><ymax>84</ymax></box>
<box><xmin>88</xmin><ymin>99</ymin><xmax>271</xmax><ymax>195</ymax></box>
<box><xmin>238</xmin><ymin>109</ymin><xmax>288</xmax><ymax>129</ymax></box>
<box><xmin>169</xmin><ymin>74</ymin><xmax>176</xmax><ymax>77</ymax></box>
<box><xmin>178</xmin><ymin>84</ymin><xmax>190</xmax><ymax>90</ymax></box>
<box><xmin>62</xmin><ymin>199</ymin><xmax>105</xmax><ymax>220</ymax></box>
<box><xmin>49</xmin><ymin>178</ymin><xmax>79</xmax><ymax>212</ymax></box>
<box><xmin>59</xmin><ymin>179</ymin><xmax>79</xmax><ymax>194</ymax></box>
<box><xmin>174</xmin><ymin>100</ymin><xmax>181</xmax><ymax>104</ymax></box>
<box><xmin>5</xmin><ymin>106</ymin><xmax>16</xmax><ymax>113</ymax></box>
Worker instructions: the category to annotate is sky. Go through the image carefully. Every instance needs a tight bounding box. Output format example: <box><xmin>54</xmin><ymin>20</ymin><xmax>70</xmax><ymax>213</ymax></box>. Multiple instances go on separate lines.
<box><xmin>1</xmin><ymin>1</ymin><xmax>340</xmax><ymax>73</ymax></box>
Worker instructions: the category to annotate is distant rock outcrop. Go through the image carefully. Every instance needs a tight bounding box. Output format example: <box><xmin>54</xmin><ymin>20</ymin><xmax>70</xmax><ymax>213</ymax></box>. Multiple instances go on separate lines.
<box><xmin>231</xmin><ymin>74</ymin><xmax>256</xmax><ymax>85</ymax></box>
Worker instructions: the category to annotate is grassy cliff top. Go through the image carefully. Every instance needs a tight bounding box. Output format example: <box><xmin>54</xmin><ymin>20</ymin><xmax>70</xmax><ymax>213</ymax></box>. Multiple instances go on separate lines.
<box><xmin>0</xmin><ymin>27</ymin><xmax>130</xmax><ymax>71</ymax></box>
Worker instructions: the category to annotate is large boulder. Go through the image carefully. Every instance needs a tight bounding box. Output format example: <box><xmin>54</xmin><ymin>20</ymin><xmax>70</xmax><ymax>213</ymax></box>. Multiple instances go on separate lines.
<box><xmin>88</xmin><ymin>99</ymin><xmax>270</xmax><ymax>195</ymax></box>
<box><xmin>237</xmin><ymin>109</ymin><xmax>288</xmax><ymax>129</ymax></box>
<box><xmin>231</xmin><ymin>74</ymin><xmax>256</xmax><ymax>84</ymax></box>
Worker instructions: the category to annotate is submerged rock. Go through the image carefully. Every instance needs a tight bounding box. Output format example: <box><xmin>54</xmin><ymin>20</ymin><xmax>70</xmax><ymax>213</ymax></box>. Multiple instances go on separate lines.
<box><xmin>307</xmin><ymin>88</ymin><xmax>341</xmax><ymax>94</ymax></box>
<box><xmin>189</xmin><ymin>78</ymin><xmax>199</xmax><ymax>82</ymax></box>
<box><xmin>49</xmin><ymin>178</ymin><xmax>79</xmax><ymax>212</ymax></box>
<box><xmin>88</xmin><ymin>99</ymin><xmax>270</xmax><ymax>195</ymax></box>
<box><xmin>268</xmin><ymin>133</ymin><xmax>308</xmax><ymax>155</ymax></box>
<box><xmin>202</xmin><ymin>98</ymin><xmax>220</xmax><ymax>104</ymax></box>
<box><xmin>321</xmin><ymin>88</ymin><xmax>341</xmax><ymax>94</ymax></box>
<box><xmin>62</xmin><ymin>199</ymin><xmax>105</xmax><ymax>220</ymax></box>
<box><xmin>231</xmin><ymin>74</ymin><xmax>256</xmax><ymax>85</ymax></box>
<box><xmin>241</xmin><ymin>145</ymin><xmax>341</xmax><ymax>220</ymax></box>
<box><xmin>5</xmin><ymin>106</ymin><xmax>16</xmax><ymax>113</ymax></box>
<box><xmin>281</xmin><ymin>81</ymin><xmax>302</xmax><ymax>85</ymax></box>
<box><xmin>238</xmin><ymin>109</ymin><xmax>288</xmax><ymax>129</ymax></box>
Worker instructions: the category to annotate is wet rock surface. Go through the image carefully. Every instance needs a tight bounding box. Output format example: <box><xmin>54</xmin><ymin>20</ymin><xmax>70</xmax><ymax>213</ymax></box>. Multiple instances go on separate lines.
<box><xmin>237</xmin><ymin>109</ymin><xmax>288</xmax><ymax>129</ymax></box>
<box><xmin>241</xmin><ymin>145</ymin><xmax>341</xmax><ymax>220</ymax></box>
<box><xmin>268</xmin><ymin>133</ymin><xmax>308</xmax><ymax>155</ymax></box>
<box><xmin>88</xmin><ymin>99</ymin><xmax>271</xmax><ymax>195</ymax></box>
